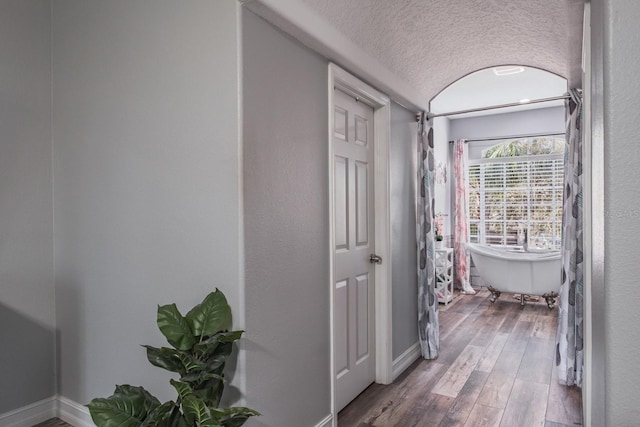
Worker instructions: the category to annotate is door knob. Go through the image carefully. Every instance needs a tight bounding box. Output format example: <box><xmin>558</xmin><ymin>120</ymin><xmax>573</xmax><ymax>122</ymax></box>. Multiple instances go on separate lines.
<box><xmin>369</xmin><ymin>254</ymin><xmax>382</xmax><ymax>264</ymax></box>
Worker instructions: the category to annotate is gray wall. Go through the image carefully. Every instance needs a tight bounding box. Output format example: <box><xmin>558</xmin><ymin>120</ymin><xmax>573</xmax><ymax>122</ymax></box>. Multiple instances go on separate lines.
<box><xmin>0</xmin><ymin>0</ymin><xmax>55</xmax><ymax>413</ymax></box>
<box><xmin>242</xmin><ymin>10</ymin><xmax>331</xmax><ymax>426</ymax></box>
<box><xmin>52</xmin><ymin>0</ymin><xmax>242</xmax><ymax>404</ymax></box>
<box><xmin>449</xmin><ymin>106</ymin><xmax>565</xmax><ymax>141</ymax></box>
<box><xmin>390</xmin><ymin>103</ymin><xmax>419</xmax><ymax>360</ymax></box>
<box><xmin>603</xmin><ymin>0</ymin><xmax>640</xmax><ymax>424</ymax></box>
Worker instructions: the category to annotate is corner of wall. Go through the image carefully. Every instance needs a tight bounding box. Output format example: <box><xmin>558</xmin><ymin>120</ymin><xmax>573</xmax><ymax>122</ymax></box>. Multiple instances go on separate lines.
<box><xmin>57</xmin><ymin>396</ymin><xmax>93</xmax><ymax>427</ymax></box>
<box><xmin>392</xmin><ymin>342</ymin><xmax>421</xmax><ymax>381</ymax></box>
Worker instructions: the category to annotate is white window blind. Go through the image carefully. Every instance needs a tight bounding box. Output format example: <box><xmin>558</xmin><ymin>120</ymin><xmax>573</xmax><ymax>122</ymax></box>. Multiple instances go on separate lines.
<box><xmin>467</xmin><ymin>138</ymin><xmax>564</xmax><ymax>249</ymax></box>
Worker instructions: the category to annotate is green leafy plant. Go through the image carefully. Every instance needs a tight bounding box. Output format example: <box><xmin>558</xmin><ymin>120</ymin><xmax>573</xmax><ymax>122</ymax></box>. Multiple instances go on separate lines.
<box><xmin>87</xmin><ymin>289</ymin><xmax>259</xmax><ymax>427</ymax></box>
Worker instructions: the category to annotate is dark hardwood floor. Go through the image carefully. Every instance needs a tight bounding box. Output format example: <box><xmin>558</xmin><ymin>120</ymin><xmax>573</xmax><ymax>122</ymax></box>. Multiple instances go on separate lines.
<box><xmin>338</xmin><ymin>289</ymin><xmax>583</xmax><ymax>427</ymax></box>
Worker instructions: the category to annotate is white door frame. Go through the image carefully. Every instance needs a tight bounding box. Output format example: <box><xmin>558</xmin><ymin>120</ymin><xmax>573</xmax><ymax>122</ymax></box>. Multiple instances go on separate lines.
<box><xmin>328</xmin><ymin>63</ymin><xmax>393</xmax><ymax>422</ymax></box>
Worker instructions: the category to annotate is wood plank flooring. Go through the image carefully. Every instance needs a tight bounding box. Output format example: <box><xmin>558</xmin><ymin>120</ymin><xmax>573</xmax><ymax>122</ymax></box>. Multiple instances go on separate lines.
<box><xmin>338</xmin><ymin>289</ymin><xmax>583</xmax><ymax>427</ymax></box>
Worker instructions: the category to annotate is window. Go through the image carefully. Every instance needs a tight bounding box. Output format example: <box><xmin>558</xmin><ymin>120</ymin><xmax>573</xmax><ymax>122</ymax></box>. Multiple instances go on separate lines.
<box><xmin>468</xmin><ymin>137</ymin><xmax>564</xmax><ymax>249</ymax></box>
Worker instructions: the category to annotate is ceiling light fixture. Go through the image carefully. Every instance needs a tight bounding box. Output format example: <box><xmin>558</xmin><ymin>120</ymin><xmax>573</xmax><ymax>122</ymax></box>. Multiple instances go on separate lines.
<box><xmin>519</xmin><ymin>98</ymin><xmax>531</xmax><ymax>104</ymax></box>
<box><xmin>493</xmin><ymin>66</ymin><xmax>525</xmax><ymax>76</ymax></box>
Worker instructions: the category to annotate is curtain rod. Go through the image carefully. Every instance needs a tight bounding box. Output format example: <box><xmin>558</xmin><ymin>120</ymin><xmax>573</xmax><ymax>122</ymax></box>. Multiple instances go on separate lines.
<box><xmin>448</xmin><ymin>132</ymin><xmax>566</xmax><ymax>144</ymax></box>
<box><xmin>428</xmin><ymin>95</ymin><xmax>570</xmax><ymax>119</ymax></box>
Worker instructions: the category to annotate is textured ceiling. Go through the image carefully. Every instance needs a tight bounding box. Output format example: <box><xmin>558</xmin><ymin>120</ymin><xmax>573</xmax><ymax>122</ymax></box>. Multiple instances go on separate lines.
<box><xmin>247</xmin><ymin>0</ymin><xmax>584</xmax><ymax>107</ymax></box>
<box><xmin>301</xmin><ymin>0</ymin><xmax>584</xmax><ymax>102</ymax></box>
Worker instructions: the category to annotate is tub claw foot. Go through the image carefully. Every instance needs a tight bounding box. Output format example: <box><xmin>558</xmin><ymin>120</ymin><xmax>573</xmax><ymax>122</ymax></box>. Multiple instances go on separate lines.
<box><xmin>543</xmin><ymin>292</ymin><xmax>558</xmax><ymax>309</ymax></box>
<box><xmin>488</xmin><ymin>286</ymin><xmax>501</xmax><ymax>304</ymax></box>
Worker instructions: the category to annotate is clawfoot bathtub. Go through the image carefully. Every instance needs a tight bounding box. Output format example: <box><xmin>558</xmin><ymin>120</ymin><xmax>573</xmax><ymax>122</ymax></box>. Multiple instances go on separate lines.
<box><xmin>466</xmin><ymin>243</ymin><xmax>561</xmax><ymax>309</ymax></box>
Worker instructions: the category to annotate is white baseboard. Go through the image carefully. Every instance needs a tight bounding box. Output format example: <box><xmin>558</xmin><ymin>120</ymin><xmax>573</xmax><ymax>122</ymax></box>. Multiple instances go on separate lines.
<box><xmin>58</xmin><ymin>395</ymin><xmax>94</xmax><ymax>427</ymax></box>
<box><xmin>0</xmin><ymin>396</ymin><xmax>57</xmax><ymax>427</ymax></box>
<box><xmin>60</xmin><ymin>395</ymin><xmax>331</xmax><ymax>427</ymax></box>
<box><xmin>3</xmin><ymin>395</ymin><xmax>333</xmax><ymax>427</ymax></box>
<box><xmin>314</xmin><ymin>413</ymin><xmax>334</xmax><ymax>427</ymax></box>
<box><xmin>392</xmin><ymin>342</ymin><xmax>421</xmax><ymax>381</ymax></box>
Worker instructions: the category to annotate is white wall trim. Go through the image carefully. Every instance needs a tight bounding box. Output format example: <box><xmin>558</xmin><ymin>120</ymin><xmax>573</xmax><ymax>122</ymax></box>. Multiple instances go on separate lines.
<box><xmin>372</xmin><ymin>95</ymin><xmax>393</xmax><ymax>387</ymax></box>
<box><xmin>582</xmin><ymin>4</ymin><xmax>592</xmax><ymax>427</ymax></box>
<box><xmin>235</xmin><ymin>0</ymin><xmax>248</xmax><ymax>408</ymax></box>
<box><xmin>327</xmin><ymin>63</ymin><xmax>337</xmax><ymax>427</ymax></box>
<box><xmin>328</xmin><ymin>63</ymin><xmax>393</xmax><ymax>423</ymax></box>
<box><xmin>587</xmin><ymin>0</ymin><xmax>605</xmax><ymax>425</ymax></box>
<box><xmin>0</xmin><ymin>396</ymin><xmax>57</xmax><ymax>427</ymax></box>
<box><xmin>314</xmin><ymin>414</ymin><xmax>334</xmax><ymax>427</ymax></box>
<box><xmin>243</xmin><ymin>0</ymin><xmax>427</xmax><ymax>112</ymax></box>
<box><xmin>57</xmin><ymin>396</ymin><xmax>94</xmax><ymax>427</ymax></box>
<box><xmin>392</xmin><ymin>342</ymin><xmax>421</xmax><ymax>381</ymax></box>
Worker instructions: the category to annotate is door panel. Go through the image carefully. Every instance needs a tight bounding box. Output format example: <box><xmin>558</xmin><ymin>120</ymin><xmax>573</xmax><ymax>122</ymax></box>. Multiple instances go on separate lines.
<box><xmin>355</xmin><ymin>161</ymin><xmax>369</xmax><ymax>246</ymax></box>
<box><xmin>335</xmin><ymin>279</ymin><xmax>349</xmax><ymax>378</ymax></box>
<box><xmin>356</xmin><ymin>273</ymin><xmax>370</xmax><ymax>361</ymax></box>
<box><xmin>354</xmin><ymin>114</ymin><xmax>368</xmax><ymax>146</ymax></box>
<box><xmin>333</xmin><ymin>88</ymin><xmax>376</xmax><ymax>412</ymax></box>
<box><xmin>335</xmin><ymin>156</ymin><xmax>349</xmax><ymax>250</ymax></box>
<box><xmin>334</xmin><ymin>107</ymin><xmax>348</xmax><ymax>140</ymax></box>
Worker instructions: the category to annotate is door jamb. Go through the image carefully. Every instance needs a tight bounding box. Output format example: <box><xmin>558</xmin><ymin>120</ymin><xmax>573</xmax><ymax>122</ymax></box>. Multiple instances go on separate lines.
<box><xmin>328</xmin><ymin>63</ymin><xmax>393</xmax><ymax>423</ymax></box>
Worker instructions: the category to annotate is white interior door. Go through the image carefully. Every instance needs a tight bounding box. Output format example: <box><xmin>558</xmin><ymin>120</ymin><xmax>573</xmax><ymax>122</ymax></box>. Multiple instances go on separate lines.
<box><xmin>333</xmin><ymin>88</ymin><xmax>376</xmax><ymax>412</ymax></box>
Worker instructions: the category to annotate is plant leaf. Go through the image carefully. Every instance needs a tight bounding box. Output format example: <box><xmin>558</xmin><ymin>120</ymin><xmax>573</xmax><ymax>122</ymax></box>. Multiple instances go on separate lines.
<box><xmin>144</xmin><ymin>345</ymin><xmax>185</xmax><ymax>375</ymax></box>
<box><xmin>169</xmin><ymin>405</ymin><xmax>189</xmax><ymax>427</ymax></box>
<box><xmin>180</xmin><ymin>371</ymin><xmax>225</xmax><ymax>387</ymax></box>
<box><xmin>211</xmin><ymin>407</ymin><xmax>261</xmax><ymax>427</ymax></box>
<box><xmin>202</xmin><ymin>343</ymin><xmax>233</xmax><ymax>372</ymax></box>
<box><xmin>87</xmin><ymin>385</ymin><xmax>160</xmax><ymax>427</ymax></box>
<box><xmin>157</xmin><ymin>303</ymin><xmax>196</xmax><ymax>350</ymax></box>
<box><xmin>193</xmin><ymin>378</ymin><xmax>224</xmax><ymax>407</ymax></box>
<box><xmin>185</xmin><ymin>290</ymin><xmax>231</xmax><ymax>337</ymax></box>
<box><xmin>193</xmin><ymin>331</ymin><xmax>244</xmax><ymax>359</ymax></box>
<box><xmin>88</xmin><ymin>398</ymin><xmax>143</xmax><ymax>427</ymax></box>
<box><xmin>170</xmin><ymin>415</ymin><xmax>189</xmax><ymax>427</ymax></box>
<box><xmin>214</xmin><ymin>342</ymin><xmax>234</xmax><ymax>358</ymax></box>
<box><xmin>215</xmin><ymin>330</ymin><xmax>243</xmax><ymax>343</ymax></box>
<box><xmin>176</xmin><ymin>351</ymin><xmax>207</xmax><ymax>373</ymax></box>
<box><xmin>170</xmin><ymin>379</ymin><xmax>194</xmax><ymax>402</ymax></box>
<box><xmin>182</xmin><ymin>395</ymin><xmax>222</xmax><ymax>427</ymax></box>
<box><xmin>192</xmin><ymin>340</ymin><xmax>220</xmax><ymax>358</ymax></box>
<box><xmin>140</xmin><ymin>401</ymin><xmax>176</xmax><ymax>427</ymax></box>
<box><xmin>116</xmin><ymin>385</ymin><xmax>162</xmax><ymax>417</ymax></box>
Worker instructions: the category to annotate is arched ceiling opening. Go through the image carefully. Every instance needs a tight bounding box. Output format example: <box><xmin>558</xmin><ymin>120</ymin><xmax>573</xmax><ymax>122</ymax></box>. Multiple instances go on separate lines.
<box><xmin>243</xmin><ymin>0</ymin><xmax>584</xmax><ymax>110</ymax></box>
<box><xmin>431</xmin><ymin>65</ymin><xmax>568</xmax><ymax>118</ymax></box>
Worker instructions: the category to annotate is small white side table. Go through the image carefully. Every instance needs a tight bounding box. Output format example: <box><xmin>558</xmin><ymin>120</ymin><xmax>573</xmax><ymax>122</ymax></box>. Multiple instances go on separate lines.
<box><xmin>435</xmin><ymin>248</ymin><xmax>454</xmax><ymax>305</ymax></box>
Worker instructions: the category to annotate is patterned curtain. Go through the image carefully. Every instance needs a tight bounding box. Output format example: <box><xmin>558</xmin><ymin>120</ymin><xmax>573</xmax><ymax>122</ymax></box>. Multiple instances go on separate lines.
<box><xmin>555</xmin><ymin>88</ymin><xmax>584</xmax><ymax>387</ymax></box>
<box><xmin>416</xmin><ymin>113</ymin><xmax>439</xmax><ymax>359</ymax></box>
<box><xmin>453</xmin><ymin>140</ymin><xmax>476</xmax><ymax>295</ymax></box>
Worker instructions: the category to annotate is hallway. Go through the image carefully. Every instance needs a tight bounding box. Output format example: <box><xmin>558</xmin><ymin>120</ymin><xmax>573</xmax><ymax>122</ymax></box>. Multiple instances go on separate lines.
<box><xmin>338</xmin><ymin>289</ymin><xmax>582</xmax><ymax>426</ymax></box>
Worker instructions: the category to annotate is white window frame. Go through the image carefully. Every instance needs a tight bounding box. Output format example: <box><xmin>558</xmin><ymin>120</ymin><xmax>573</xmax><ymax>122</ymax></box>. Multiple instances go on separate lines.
<box><xmin>468</xmin><ymin>146</ymin><xmax>564</xmax><ymax>248</ymax></box>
